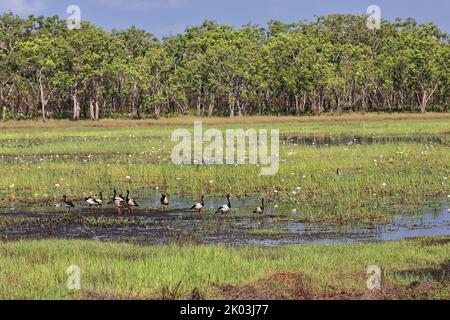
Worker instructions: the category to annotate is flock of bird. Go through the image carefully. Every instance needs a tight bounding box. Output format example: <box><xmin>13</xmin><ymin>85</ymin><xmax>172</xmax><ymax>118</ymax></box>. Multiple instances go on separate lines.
<box><xmin>62</xmin><ymin>191</ymin><xmax>265</xmax><ymax>215</ymax></box>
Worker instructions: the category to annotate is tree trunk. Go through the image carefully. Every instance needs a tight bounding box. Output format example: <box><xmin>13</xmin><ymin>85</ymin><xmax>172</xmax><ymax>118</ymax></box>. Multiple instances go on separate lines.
<box><xmin>38</xmin><ymin>74</ymin><xmax>46</xmax><ymax>122</ymax></box>
<box><xmin>228</xmin><ymin>93</ymin><xmax>234</xmax><ymax>118</ymax></box>
<box><xmin>418</xmin><ymin>85</ymin><xmax>438</xmax><ymax>114</ymax></box>
<box><xmin>196</xmin><ymin>100</ymin><xmax>201</xmax><ymax>116</ymax></box>
<box><xmin>71</xmin><ymin>85</ymin><xmax>80</xmax><ymax>120</ymax></box>
<box><xmin>95</xmin><ymin>100</ymin><xmax>100</xmax><ymax>121</ymax></box>
<box><xmin>131</xmin><ymin>81</ymin><xmax>141</xmax><ymax>119</ymax></box>
<box><xmin>208</xmin><ymin>95</ymin><xmax>215</xmax><ymax>117</ymax></box>
<box><xmin>89</xmin><ymin>99</ymin><xmax>95</xmax><ymax>120</ymax></box>
<box><xmin>236</xmin><ymin>98</ymin><xmax>242</xmax><ymax>116</ymax></box>
<box><xmin>301</xmin><ymin>94</ymin><xmax>307</xmax><ymax>113</ymax></box>
<box><xmin>174</xmin><ymin>100</ymin><xmax>185</xmax><ymax>115</ymax></box>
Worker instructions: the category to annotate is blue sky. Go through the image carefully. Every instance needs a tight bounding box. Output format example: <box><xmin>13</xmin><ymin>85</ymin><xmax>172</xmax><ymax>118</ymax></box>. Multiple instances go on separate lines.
<box><xmin>1</xmin><ymin>0</ymin><xmax>449</xmax><ymax>38</ymax></box>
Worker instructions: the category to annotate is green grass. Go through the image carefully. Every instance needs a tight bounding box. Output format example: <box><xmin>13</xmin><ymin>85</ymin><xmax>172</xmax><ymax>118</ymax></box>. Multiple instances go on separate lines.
<box><xmin>0</xmin><ymin>116</ymin><xmax>449</xmax><ymax>144</ymax></box>
<box><xmin>0</xmin><ymin>238</ymin><xmax>448</xmax><ymax>299</ymax></box>
<box><xmin>0</xmin><ymin>116</ymin><xmax>449</xmax><ymax>221</ymax></box>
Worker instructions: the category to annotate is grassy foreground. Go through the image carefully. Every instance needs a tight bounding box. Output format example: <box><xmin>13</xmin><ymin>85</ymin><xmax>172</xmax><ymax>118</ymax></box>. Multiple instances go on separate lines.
<box><xmin>0</xmin><ymin>238</ymin><xmax>449</xmax><ymax>300</ymax></box>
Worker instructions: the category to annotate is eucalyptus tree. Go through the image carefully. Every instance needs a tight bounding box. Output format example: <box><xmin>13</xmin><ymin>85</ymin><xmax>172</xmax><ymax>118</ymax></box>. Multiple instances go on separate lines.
<box><xmin>0</xmin><ymin>12</ymin><xmax>448</xmax><ymax>119</ymax></box>
<box><xmin>18</xmin><ymin>34</ymin><xmax>69</xmax><ymax>121</ymax></box>
<box><xmin>0</xmin><ymin>12</ymin><xmax>33</xmax><ymax>120</ymax></box>
<box><xmin>111</xmin><ymin>26</ymin><xmax>158</xmax><ymax>117</ymax></box>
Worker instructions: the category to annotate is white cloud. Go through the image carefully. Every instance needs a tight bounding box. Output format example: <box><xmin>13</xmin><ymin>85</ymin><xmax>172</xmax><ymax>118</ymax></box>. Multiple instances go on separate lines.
<box><xmin>0</xmin><ymin>0</ymin><xmax>45</xmax><ymax>15</ymax></box>
<box><xmin>95</xmin><ymin>0</ymin><xmax>188</xmax><ymax>11</ymax></box>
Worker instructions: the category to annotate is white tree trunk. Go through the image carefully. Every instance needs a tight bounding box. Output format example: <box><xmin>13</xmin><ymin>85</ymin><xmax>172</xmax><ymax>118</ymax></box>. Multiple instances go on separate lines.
<box><xmin>89</xmin><ymin>99</ymin><xmax>95</xmax><ymax>120</ymax></box>
<box><xmin>38</xmin><ymin>73</ymin><xmax>46</xmax><ymax>122</ymax></box>
<box><xmin>95</xmin><ymin>100</ymin><xmax>100</xmax><ymax>121</ymax></box>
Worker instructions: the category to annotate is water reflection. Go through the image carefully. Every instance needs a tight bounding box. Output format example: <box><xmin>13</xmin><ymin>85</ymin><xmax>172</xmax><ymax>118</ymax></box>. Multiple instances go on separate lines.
<box><xmin>0</xmin><ymin>197</ymin><xmax>448</xmax><ymax>247</ymax></box>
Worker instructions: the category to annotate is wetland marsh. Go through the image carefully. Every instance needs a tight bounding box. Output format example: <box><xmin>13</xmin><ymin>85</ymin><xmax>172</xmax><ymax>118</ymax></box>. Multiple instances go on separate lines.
<box><xmin>0</xmin><ymin>114</ymin><xmax>449</xmax><ymax>299</ymax></box>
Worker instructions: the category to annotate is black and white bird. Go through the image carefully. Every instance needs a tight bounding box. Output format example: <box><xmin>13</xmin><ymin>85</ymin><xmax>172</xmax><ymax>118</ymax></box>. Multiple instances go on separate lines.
<box><xmin>253</xmin><ymin>198</ymin><xmax>265</xmax><ymax>214</ymax></box>
<box><xmin>160</xmin><ymin>194</ymin><xmax>169</xmax><ymax>210</ymax></box>
<box><xmin>85</xmin><ymin>196</ymin><xmax>100</xmax><ymax>210</ymax></box>
<box><xmin>109</xmin><ymin>189</ymin><xmax>123</xmax><ymax>204</ymax></box>
<box><xmin>94</xmin><ymin>192</ymin><xmax>104</xmax><ymax>206</ymax></box>
<box><xmin>216</xmin><ymin>194</ymin><xmax>231</xmax><ymax>214</ymax></box>
<box><xmin>190</xmin><ymin>195</ymin><xmax>205</xmax><ymax>213</ymax></box>
<box><xmin>62</xmin><ymin>195</ymin><xmax>75</xmax><ymax>213</ymax></box>
<box><xmin>110</xmin><ymin>189</ymin><xmax>125</xmax><ymax>215</ymax></box>
<box><xmin>126</xmin><ymin>190</ymin><xmax>139</xmax><ymax>213</ymax></box>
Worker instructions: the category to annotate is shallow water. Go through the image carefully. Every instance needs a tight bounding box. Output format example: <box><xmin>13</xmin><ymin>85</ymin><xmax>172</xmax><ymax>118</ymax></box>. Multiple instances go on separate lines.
<box><xmin>283</xmin><ymin>134</ymin><xmax>449</xmax><ymax>147</ymax></box>
<box><xmin>0</xmin><ymin>196</ymin><xmax>448</xmax><ymax>247</ymax></box>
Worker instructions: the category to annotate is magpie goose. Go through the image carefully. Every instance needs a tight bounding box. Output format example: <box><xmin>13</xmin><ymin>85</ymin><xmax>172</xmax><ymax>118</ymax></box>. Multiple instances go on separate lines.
<box><xmin>216</xmin><ymin>194</ymin><xmax>231</xmax><ymax>214</ymax></box>
<box><xmin>62</xmin><ymin>195</ymin><xmax>75</xmax><ymax>213</ymax></box>
<box><xmin>253</xmin><ymin>198</ymin><xmax>265</xmax><ymax>214</ymax></box>
<box><xmin>160</xmin><ymin>194</ymin><xmax>169</xmax><ymax>210</ymax></box>
<box><xmin>126</xmin><ymin>190</ymin><xmax>138</xmax><ymax>213</ymax></box>
<box><xmin>85</xmin><ymin>196</ymin><xmax>100</xmax><ymax>210</ymax></box>
<box><xmin>190</xmin><ymin>195</ymin><xmax>205</xmax><ymax>213</ymax></box>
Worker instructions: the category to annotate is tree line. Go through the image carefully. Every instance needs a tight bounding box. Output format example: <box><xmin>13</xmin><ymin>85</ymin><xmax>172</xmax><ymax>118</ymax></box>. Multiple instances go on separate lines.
<box><xmin>0</xmin><ymin>12</ymin><xmax>448</xmax><ymax>121</ymax></box>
